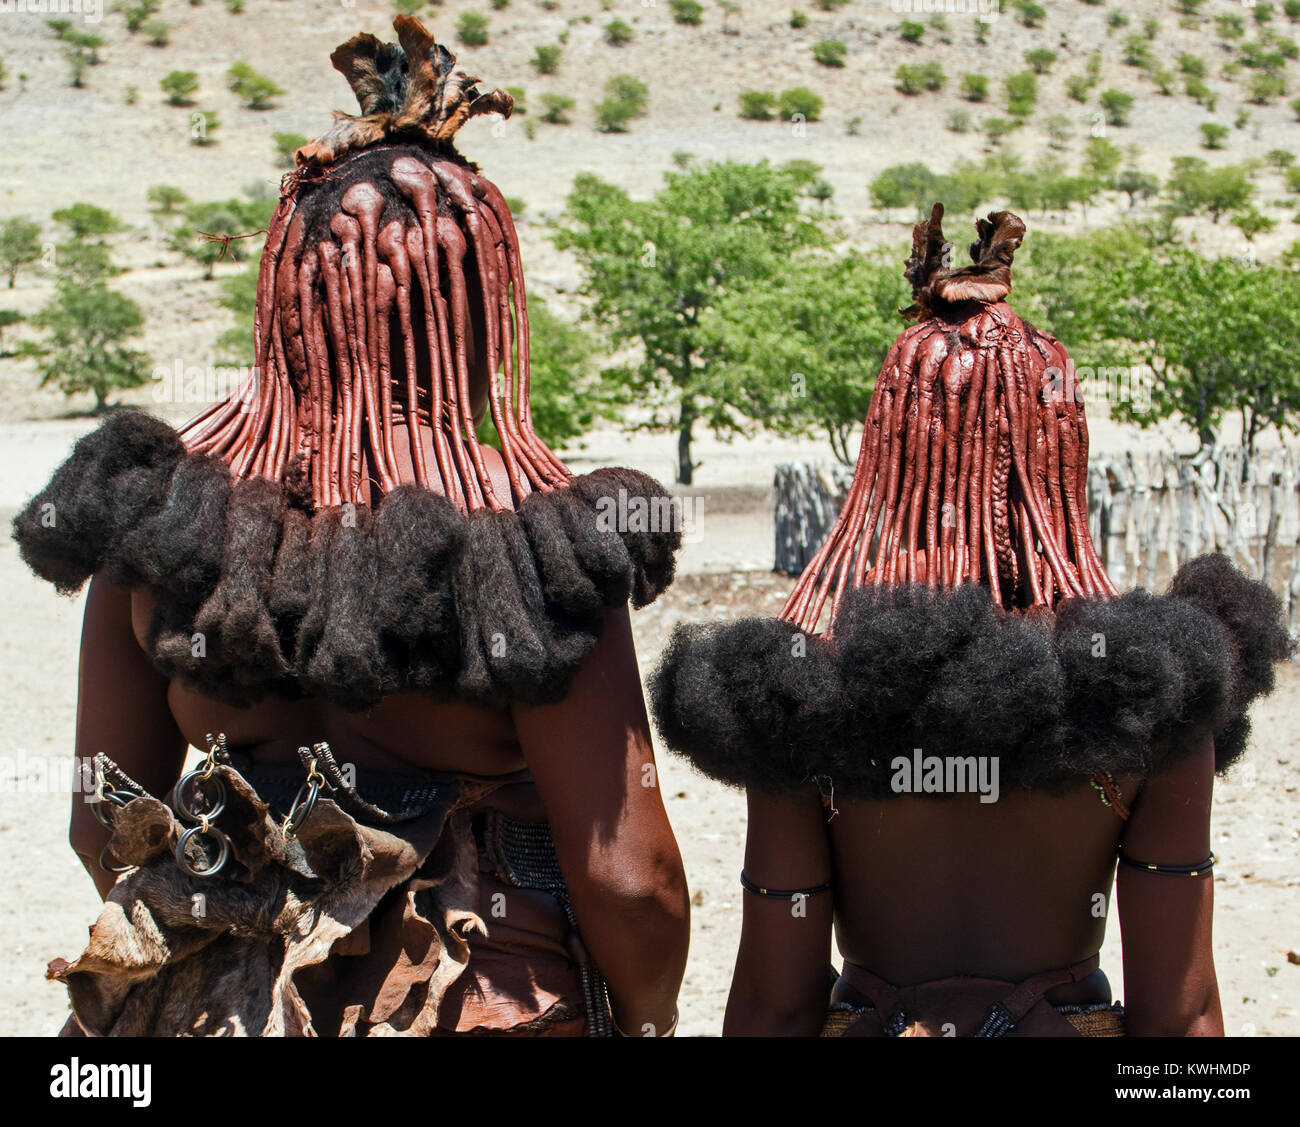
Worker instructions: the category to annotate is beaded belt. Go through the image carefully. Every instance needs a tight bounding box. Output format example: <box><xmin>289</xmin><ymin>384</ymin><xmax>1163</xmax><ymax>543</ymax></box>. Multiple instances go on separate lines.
<box><xmin>486</xmin><ymin>813</ymin><xmax>614</xmax><ymax>1038</ymax></box>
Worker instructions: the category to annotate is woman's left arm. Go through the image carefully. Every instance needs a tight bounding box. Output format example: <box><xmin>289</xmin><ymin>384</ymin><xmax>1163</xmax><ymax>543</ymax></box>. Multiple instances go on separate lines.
<box><xmin>723</xmin><ymin>788</ymin><xmax>833</xmax><ymax>1036</ymax></box>
<box><xmin>70</xmin><ymin>574</ymin><xmax>188</xmax><ymax>898</ymax></box>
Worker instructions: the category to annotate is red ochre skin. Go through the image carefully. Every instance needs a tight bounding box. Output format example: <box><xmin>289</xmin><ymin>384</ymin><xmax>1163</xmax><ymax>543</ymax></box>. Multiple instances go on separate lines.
<box><xmin>67</xmin><ymin>16</ymin><xmax>689</xmax><ymax>1038</ymax></box>
<box><xmin>729</xmin><ymin>208</ymin><xmax>1223</xmax><ymax>1037</ymax></box>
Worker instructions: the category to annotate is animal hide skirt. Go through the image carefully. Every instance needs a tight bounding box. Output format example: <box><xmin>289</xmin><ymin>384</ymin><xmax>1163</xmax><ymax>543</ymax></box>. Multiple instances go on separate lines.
<box><xmin>49</xmin><ymin>757</ymin><xmax>607</xmax><ymax>1036</ymax></box>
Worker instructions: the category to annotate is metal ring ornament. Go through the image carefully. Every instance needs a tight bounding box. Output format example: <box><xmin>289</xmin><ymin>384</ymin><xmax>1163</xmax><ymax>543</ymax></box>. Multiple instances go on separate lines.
<box><xmin>173</xmin><ymin>769</ymin><xmax>227</xmax><ymax>823</ymax></box>
<box><xmin>98</xmin><ymin>842</ymin><xmax>135</xmax><ymax>875</ymax></box>
<box><xmin>282</xmin><ymin>777</ymin><xmax>321</xmax><ymax>841</ymax></box>
<box><xmin>90</xmin><ymin>787</ymin><xmax>135</xmax><ymax>830</ymax></box>
<box><xmin>174</xmin><ymin>823</ymin><xmax>230</xmax><ymax>878</ymax></box>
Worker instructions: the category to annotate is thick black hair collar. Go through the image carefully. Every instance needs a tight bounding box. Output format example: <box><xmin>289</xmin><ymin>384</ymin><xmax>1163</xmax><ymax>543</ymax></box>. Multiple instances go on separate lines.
<box><xmin>649</xmin><ymin>554</ymin><xmax>1291</xmax><ymax>797</ymax></box>
<box><xmin>13</xmin><ymin>411</ymin><xmax>681</xmax><ymax>711</ymax></box>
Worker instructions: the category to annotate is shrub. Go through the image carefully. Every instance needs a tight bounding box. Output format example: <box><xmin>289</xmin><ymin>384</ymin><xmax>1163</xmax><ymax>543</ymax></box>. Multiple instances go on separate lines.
<box><xmin>142</xmin><ymin>18</ymin><xmax>171</xmax><ymax>46</ymax></box>
<box><xmin>739</xmin><ymin>90</ymin><xmax>777</xmax><ymax>120</ymax></box>
<box><xmin>895</xmin><ymin>62</ymin><xmax>945</xmax><ymax>95</ymax></box>
<box><xmin>1066</xmin><ymin>76</ymin><xmax>1091</xmax><ymax>102</ymax></box>
<box><xmin>1099</xmin><ymin>88</ymin><xmax>1135</xmax><ymax>125</ymax></box>
<box><xmin>226</xmin><ymin>62</ymin><xmax>283</xmax><ymax>109</ymax></box>
<box><xmin>1024</xmin><ymin>48</ymin><xmax>1056</xmax><ymax>75</ymax></box>
<box><xmin>946</xmin><ymin>109</ymin><xmax>971</xmax><ymax>133</ymax></box>
<box><xmin>160</xmin><ymin>70</ymin><xmax>199</xmax><ymax>106</ymax></box>
<box><xmin>813</xmin><ymin>39</ymin><xmax>847</xmax><ymax>67</ymax></box>
<box><xmin>604</xmin><ymin>19</ymin><xmax>634</xmax><ymax>46</ymax></box>
<box><xmin>1185</xmin><ymin>76</ymin><xmax>1216</xmax><ymax>109</ymax></box>
<box><xmin>1014</xmin><ymin>1</ymin><xmax>1045</xmax><ymax>28</ymax></box>
<box><xmin>983</xmin><ymin>117</ymin><xmax>1018</xmax><ymax>145</ymax></box>
<box><xmin>790</xmin><ymin>9</ymin><xmax>807</xmax><ymax>28</ymax></box>
<box><xmin>1200</xmin><ymin>122</ymin><xmax>1230</xmax><ymax>149</ymax></box>
<box><xmin>962</xmin><ymin>73</ymin><xmax>989</xmax><ymax>101</ymax></box>
<box><xmin>595</xmin><ymin>74</ymin><xmax>648</xmax><ymax>131</ymax></box>
<box><xmin>146</xmin><ymin>184</ymin><xmax>190</xmax><ymax>218</ymax></box>
<box><xmin>458</xmin><ymin>13</ymin><xmax>489</xmax><ymax>47</ymax></box>
<box><xmin>540</xmin><ymin>94</ymin><xmax>575</xmax><ymax>124</ymax></box>
<box><xmin>779</xmin><ymin>86</ymin><xmax>823</xmax><ymax>121</ymax></box>
<box><xmin>1216</xmin><ymin>14</ymin><xmax>1245</xmax><ymax>39</ymax></box>
<box><xmin>1248</xmin><ymin>72</ymin><xmax>1287</xmax><ymax>103</ymax></box>
<box><xmin>1004</xmin><ymin>71</ymin><xmax>1037</xmax><ymax>117</ymax></box>
<box><xmin>1122</xmin><ymin>34</ymin><xmax>1155</xmax><ymax>69</ymax></box>
<box><xmin>899</xmin><ymin>20</ymin><xmax>924</xmax><ymax>43</ymax></box>
<box><xmin>671</xmin><ymin>0</ymin><xmax>703</xmax><ymax>24</ymax></box>
<box><xmin>532</xmin><ymin>44</ymin><xmax>562</xmax><ymax>74</ymax></box>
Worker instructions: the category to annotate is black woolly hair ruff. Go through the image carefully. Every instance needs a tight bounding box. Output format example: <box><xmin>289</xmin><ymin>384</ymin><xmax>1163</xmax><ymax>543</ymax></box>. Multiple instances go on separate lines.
<box><xmin>649</xmin><ymin>616</ymin><xmax>847</xmax><ymax>796</ymax></box>
<box><xmin>12</xmin><ymin>411</ymin><xmax>683</xmax><ymax>713</ymax></box>
<box><xmin>13</xmin><ymin>411</ymin><xmax>185</xmax><ymax>594</ymax></box>
<box><xmin>650</xmin><ymin>560</ymin><xmax>1292</xmax><ymax>798</ymax></box>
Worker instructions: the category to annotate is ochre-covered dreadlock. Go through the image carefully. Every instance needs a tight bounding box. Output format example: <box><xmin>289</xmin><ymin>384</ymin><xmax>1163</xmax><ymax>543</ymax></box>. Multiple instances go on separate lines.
<box><xmin>182</xmin><ymin>16</ymin><xmax>567</xmax><ymax>512</ymax></box>
<box><xmin>781</xmin><ymin>204</ymin><xmax>1116</xmax><ymax>632</ymax></box>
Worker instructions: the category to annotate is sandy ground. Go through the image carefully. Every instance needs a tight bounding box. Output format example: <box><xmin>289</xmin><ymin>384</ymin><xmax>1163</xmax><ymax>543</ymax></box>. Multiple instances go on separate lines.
<box><xmin>0</xmin><ymin>420</ymin><xmax>1297</xmax><ymax>1037</ymax></box>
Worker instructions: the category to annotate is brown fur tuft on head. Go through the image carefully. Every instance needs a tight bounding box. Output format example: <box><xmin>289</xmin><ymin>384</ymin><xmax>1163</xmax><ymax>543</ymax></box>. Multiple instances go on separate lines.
<box><xmin>296</xmin><ymin>16</ymin><xmax>513</xmax><ymax>169</ymax></box>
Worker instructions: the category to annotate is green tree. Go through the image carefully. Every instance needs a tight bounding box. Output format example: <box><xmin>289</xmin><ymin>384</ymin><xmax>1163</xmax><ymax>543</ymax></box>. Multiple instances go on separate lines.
<box><xmin>1199</xmin><ymin>122</ymin><xmax>1229</xmax><ymax>149</ymax></box>
<box><xmin>899</xmin><ymin>20</ymin><xmax>924</xmax><ymax>43</ymax></box>
<box><xmin>226</xmin><ymin>61</ymin><xmax>283</xmax><ymax>109</ymax></box>
<box><xmin>170</xmin><ymin>198</ymin><xmax>274</xmax><ymax>280</ymax></box>
<box><xmin>146</xmin><ymin>184</ymin><xmax>190</xmax><ymax>220</ymax></box>
<box><xmin>595</xmin><ymin>74</ymin><xmax>649</xmax><ymax>132</ymax></box>
<box><xmin>52</xmin><ymin>203</ymin><xmax>122</xmax><ymax>242</ymax></box>
<box><xmin>0</xmin><ymin>218</ymin><xmax>42</xmax><ymax>288</ymax></box>
<box><xmin>700</xmin><ymin>253</ymin><xmax>906</xmax><ymax>462</ymax></box>
<box><xmin>869</xmin><ymin>162</ymin><xmax>939</xmax><ymax>220</ymax></box>
<box><xmin>1083</xmin><ymin>137</ymin><xmax>1123</xmax><ymax>180</ymax></box>
<box><xmin>554</xmin><ymin>161</ymin><xmax>826</xmax><ymax>483</ymax></box>
<box><xmin>1112</xmin><ymin>168</ymin><xmax>1159</xmax><ymax>210</ymax></box>
<box><xmin>18</xmin><ymin>281</ymin><xmax>148</xmax><ymax>412</ymax></box>
<box><xmin>160</xmin><ymin>70</ymin><xmax>199</xmax><ymax>106</ymax></box>
<box><xmin>1166</xmin><ymin>157</ymin><xmax>1253</xmax><ymax>222</ymax></box>
<box><xmin>1024</xmin><ymin>48</ymin><xmax>1057</xmax><ymax>74</ymax></box>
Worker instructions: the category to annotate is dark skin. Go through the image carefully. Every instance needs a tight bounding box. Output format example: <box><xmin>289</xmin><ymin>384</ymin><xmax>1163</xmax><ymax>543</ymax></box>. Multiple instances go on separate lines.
<box><xmin>724</xmin><ymin>735</ymin><xmax>1222</xmax><ymax>1037</ymax></box>
<box><xmin>68</xmin><ymin>284</ymin><xmax>690</xmax><ymax>1037</ymax></box>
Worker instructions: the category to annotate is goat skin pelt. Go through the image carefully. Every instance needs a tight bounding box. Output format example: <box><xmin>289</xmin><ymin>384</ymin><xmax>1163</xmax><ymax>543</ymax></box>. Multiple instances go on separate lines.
<box><xmin>649</xmin><ymin>553</ymin><xmax>1292</xmax><ymax>797</ymax></box>
<box><xmin>12</xmin><ymin>410</ymin><xmax>682</xmax><ymax>710</ymax></box>
<box><xmin>48</xmin><ymin>767</ymin><xmax>585</xmax><ymax>1037</ymax></box>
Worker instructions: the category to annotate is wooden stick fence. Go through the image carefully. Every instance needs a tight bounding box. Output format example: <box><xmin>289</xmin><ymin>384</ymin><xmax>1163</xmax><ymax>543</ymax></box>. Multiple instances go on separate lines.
<box><xmin>775</xmin><ymin>447</ymin><xmax>1300</xmax><ymax>645</ymax></box>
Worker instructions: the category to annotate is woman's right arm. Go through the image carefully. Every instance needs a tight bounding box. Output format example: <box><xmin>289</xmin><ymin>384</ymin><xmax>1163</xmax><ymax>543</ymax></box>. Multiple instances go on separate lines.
<box><xmin>1116</xmin><ymin>730</ymin><xmax>1223</xmax><ymax>1036</ymax></box>
<box><xmin>71</xmin><ymin>575</ymin><xmax>189</xmax><ymax>899</ymax></box>
<box><xmin>511</xmin><ymin>604</ymin><xmax>690</xmax><ymax>1036</ymax></box>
